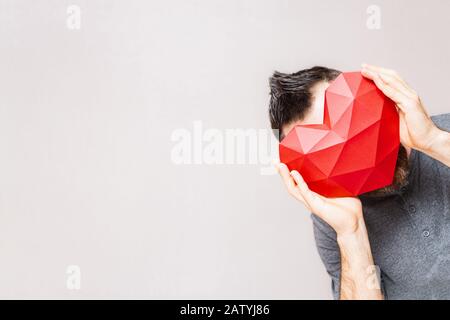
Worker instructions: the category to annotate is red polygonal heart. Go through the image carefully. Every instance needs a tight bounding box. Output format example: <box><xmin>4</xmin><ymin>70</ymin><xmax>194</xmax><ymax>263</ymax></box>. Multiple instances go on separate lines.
<box><xmin>279</xmin><ymin>72</ymin><xmax>400</xmax><ymax>198</ymax></box>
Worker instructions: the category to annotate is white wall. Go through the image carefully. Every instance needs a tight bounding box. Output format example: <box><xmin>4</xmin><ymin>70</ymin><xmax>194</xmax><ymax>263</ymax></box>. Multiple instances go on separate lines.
<box><xmin>0</xmin><ymin>0</ymin><xmax>449</xmax><ymax>299</ymax></box>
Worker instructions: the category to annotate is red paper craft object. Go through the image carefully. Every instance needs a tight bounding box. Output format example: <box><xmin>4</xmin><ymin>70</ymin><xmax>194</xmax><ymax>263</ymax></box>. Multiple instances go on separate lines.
<box><xmin>279</xmin><ymin>72</ymin><xmax>400</xmax><ymax>197</ymax></box>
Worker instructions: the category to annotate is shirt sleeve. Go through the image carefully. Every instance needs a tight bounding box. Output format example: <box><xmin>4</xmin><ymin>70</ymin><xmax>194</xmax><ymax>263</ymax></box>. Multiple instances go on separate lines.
<box><xmin>431</xmin><ymin>113</ymin><xmax>450</xmax><ymax>131</ymax></box>
<box><xmin>310</xmin><ymin>213</ymin><xmax>341</xmax><ymax>300</ymax></box>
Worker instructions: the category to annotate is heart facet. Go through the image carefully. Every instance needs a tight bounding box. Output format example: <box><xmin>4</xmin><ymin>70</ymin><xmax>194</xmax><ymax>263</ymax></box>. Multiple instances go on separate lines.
<box><xmin>279</xmin><ymin>72</ymin><xmax>400</xmax><ymax>197</ymax></box>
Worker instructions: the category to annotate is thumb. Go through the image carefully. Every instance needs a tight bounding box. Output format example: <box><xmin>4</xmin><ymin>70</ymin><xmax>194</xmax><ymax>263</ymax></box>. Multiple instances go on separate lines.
<box><xmin>290</xmin><ymin>170</ymin><xmax>325</xmax><ymax>213</ymax></box>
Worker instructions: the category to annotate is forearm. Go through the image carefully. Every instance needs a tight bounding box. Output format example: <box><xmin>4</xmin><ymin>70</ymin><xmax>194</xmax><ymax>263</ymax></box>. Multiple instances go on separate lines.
<box><xmin>337</xmin><ymin>218</ymin><xmax>383</xmax><ymax>300</ymax></box>
<box><xmin>421</xmin><ymin>127</ymin><xmax>450</xmax><ymax>167</ymax></box>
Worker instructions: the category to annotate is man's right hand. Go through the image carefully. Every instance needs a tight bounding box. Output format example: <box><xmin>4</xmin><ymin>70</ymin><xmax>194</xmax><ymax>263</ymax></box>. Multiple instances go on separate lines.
<box><xmin>275</xmin><ymin>162</ymin><xmax>364</xmax><ymax>236</ymax></box>
<box><xmin>275</xmin><ymin>162</ymin><xmax>383</xmax><ymax>299</ymax></box>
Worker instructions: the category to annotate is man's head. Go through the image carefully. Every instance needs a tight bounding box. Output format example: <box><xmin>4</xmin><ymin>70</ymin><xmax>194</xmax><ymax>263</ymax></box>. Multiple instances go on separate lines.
<box><xmin>269</xmin><ymin>66</ymin><xmax>409</xmax><ymax>196</ymax></box>
<box><xmin>269</xmin><ymin>66</ymin><xmax>341</xmax><ymax>140</ymax></box>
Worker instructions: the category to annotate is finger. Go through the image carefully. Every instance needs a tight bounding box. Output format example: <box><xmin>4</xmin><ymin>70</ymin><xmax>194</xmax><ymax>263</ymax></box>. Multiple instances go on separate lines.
<box><xmin>362</xmin><ymin>64</ymin><xmax>397</xmax><ymax>77</ymax></box>
<box><xmin>377</xmin><ymin>72</ymin><xmax>416</xmax><ymax>99</ymax></box>
<box><xmin>376</xmin><ymin>73</ymin><xmax>420</xmax><ymax>114</ymax></box>
<box><xmin>361</xmin><ymin>66</ymin><xmax>406</xmax><ymax>91</ymax></box>
<box><xmin>291</xmin><ymin>189</ymin><xmax>310</xmax><ymax>211</ymax></box>
<box><xmin>290</xmin><ymin>170</ymin><xmax>325</xmax><ymax>212</ymax></box>
<box><xmin>362</xmin><ymin>71</ymin><xmax>409</xmax><ymax>112</ymax></box>
<box><xmin>276</xmin><ymin>164</ymin><xmax>309</xmax><ymax>207</ymax></box>
<box><xmin>276</xmin><ymin>163</ymin><xmax>294</xmax><ymax>189</ymax></box>
<box><xmin>377</xmin><ymin>72</ymin><xmax>416</xmax><ymax>103</ymax></box>
<box><xmin>362</xmin><ymin>64</ymin><xmax>414</xmax><ymax>93</ymax></box>
<box><xmin>363</xmin><ymin>66</ymin><xmax>426</xmax><ymax>116</ymax></box>
<box><xmin>362</xmin><ymin>64</ymin><xmax>404</xmax><ymax>82</ymax></box>
<box><xmin>361</xmin><ymin>67</ymin><xmax>377</xmax><ymax>80</ymax></box>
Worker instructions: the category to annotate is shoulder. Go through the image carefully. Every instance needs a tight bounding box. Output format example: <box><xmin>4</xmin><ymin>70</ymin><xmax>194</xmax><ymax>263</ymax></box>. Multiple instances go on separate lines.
<box><xmin>431</xmin><ymin>113</ymin><xmax>450</xmax><ymax>131</ymax></box>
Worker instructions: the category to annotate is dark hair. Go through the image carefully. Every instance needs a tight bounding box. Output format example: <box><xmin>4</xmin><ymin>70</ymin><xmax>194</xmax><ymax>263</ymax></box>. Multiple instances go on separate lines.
<box><xmin>269</xmin><ymin>66</ymin><xmax>341</xmax><ymax>140</ymax></box>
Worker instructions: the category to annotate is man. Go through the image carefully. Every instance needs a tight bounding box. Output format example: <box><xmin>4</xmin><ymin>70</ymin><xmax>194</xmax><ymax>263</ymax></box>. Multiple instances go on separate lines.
<box><xmin>269</xmin><ymin>64</ymin><xmax>450</xmax><ymax>299</ymax></box>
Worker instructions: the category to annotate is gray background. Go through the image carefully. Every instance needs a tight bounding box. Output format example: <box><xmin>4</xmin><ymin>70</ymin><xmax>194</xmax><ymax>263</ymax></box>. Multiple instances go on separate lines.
<box><xmin>0</xmin><ymin>0</ymin><xmax>449</xmax><ymax>299</ymax></box>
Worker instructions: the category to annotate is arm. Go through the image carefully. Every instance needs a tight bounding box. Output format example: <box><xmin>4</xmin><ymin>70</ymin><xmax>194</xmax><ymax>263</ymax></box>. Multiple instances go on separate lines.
<box><xmin>421</xmin><ymin>127</ymin><xmax>450</xmax><ymax>167</ymax></box>
<box><xmin>361</xmin><ymin>64</ymin><xmax>450</xmax><ymax>167</ymax></box>
<box><xmin>338</xmin><ymin>218</ymin><xmax>381</xmax><ymax>300</ymax></box>
<box><xmin>276</xmin><ymin>163</ymin><xmax>383</xmax><ymax>300</ymax></box>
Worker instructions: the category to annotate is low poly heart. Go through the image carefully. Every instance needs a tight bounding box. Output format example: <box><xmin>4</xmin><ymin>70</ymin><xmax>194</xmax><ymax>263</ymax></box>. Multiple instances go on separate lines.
<box><xmin>279</xmin><ymin>72</ymin><xmax>400</xmax><ymax>197</ymax></box>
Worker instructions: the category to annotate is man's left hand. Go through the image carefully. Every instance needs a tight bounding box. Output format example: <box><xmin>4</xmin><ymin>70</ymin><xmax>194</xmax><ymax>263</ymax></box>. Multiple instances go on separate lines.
<box><xmin>361</xmin><ymin>64</ymin><xmax>450</xmax><ymax>167</ymax></box>
<box><xmin>361</xmin><ymin>64</ymin><xmax>438</xmax><ymax>152</ymax></box>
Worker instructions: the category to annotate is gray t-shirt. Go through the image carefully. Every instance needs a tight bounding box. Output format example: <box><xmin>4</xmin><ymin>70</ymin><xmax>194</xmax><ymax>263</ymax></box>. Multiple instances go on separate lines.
<box><xmin>312</xmin><ymin>113</ymin><xmax>450</xmax><ymax>300</ymax></box>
